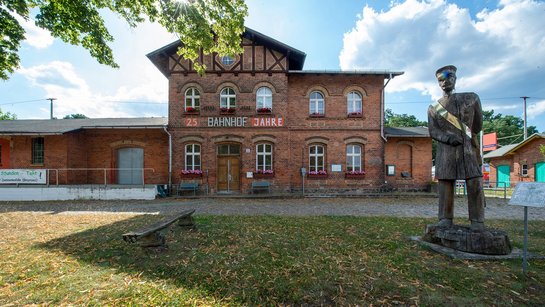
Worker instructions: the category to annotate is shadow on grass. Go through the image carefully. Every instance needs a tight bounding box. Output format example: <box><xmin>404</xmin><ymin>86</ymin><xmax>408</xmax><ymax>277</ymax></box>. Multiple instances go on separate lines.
<box><xmin>35</xmin><ymin>214</ymin><xmax>545</xmax><ymax>305</ymax></box>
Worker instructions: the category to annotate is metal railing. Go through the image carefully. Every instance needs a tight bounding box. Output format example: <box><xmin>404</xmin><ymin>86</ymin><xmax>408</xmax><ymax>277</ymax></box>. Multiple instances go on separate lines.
<box><xmin>455</xmin><ymin>180</ymin><xmax>510</xmax><ymax>199</ymax></box>
<box><xmin>45</xmin><ymin>168</ymin><xmax>156</xmax><ymax>187</ymax></box>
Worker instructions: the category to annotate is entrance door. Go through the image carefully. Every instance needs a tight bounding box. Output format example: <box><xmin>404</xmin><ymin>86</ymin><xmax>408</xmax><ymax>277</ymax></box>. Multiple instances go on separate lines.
<box><xmin>117</xmin><ymin>148</ymin><xmax>144</xmax><ymax>185</ymax></box>
<box><xmin>0</xmin><ymin>139</ymin><xmax>9</xmax><ymax>169</ymax></box>
<box><xmin>497</xmin><ymin>165</ymin><xmax>510</xmax><ymax>188</ymax></box>
<box><xmin>536</xmin><ymin>162</ymin><xmax>545</xmax><ymax>182</ymax></box>
<box><xmin>217</xmin><ymin>144</ymin><xmax>240</xmax><ymax>192</ymax></box>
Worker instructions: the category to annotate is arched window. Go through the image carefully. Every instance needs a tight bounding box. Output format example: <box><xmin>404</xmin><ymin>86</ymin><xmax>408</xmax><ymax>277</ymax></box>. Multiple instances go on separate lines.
<box><xmin>309</xmin><ymin>91</ymin><xmax>324</xmax><ymax>116</ymax></box>
<box><xmin>256</xmin><ymin>87</ymin><xmax>272</xmax><ymax>112</ymax></box>
<box><xmin>347</xmin><ymin>91</ymin><xmax>362</xmax><ymax>116</ymax></box>
<box><xmin>309</xmin><ymin>144</ymin><xmax>325</xmax><ymax>172</ymax></box>
<box><xmin>185</xmin><ymin>87</ymin><xmax>200</xmax><ymax>112</ymax></box>
<box><xmin>220</xmin><ymin>87</ymin><xmax>236</xmax><ymax>109</ymax></box>
<box><xmin>346</xmin><ymin>144</ymin><xmax>363</xmax><ymax>172</ymax></box>
<box><xmin>256</xmin><ymin>143</ymin><xmax>273</xmax><ymax>172</ymax></box>
<box><xmin>185</xmin><ymin>144</ymin><xmax>201</xmax><ymax>171</ymax></box>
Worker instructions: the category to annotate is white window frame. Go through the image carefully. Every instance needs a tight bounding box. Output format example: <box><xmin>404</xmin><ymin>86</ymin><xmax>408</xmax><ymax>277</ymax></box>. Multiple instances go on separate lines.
<box><xmin>309</xmin><ymin>144</ymin><xmax>325</xmax><ymax>172</ymax></box>
<box><xmin>521</xmin><ymin>164</ymin><xmax>528</xmax><ymax>176</ymax></box>
<box><xmin>309</xmin><ymin>91</ymin><xmax>324</xmax><ymax>115</ymax></box>
<box><xmin>185</xmin><ymin>87</ymin><xmax>200</xmax><ymax>111</ymax></box>
<box><xmin>346</xmin><ymin>144</ymin><xmax>362</xmax><ymax>172</ymax></box>
<box><xmin>347</xmin><ymin>91</ymin><xmax>362</xmax><ymax>115</ymax></box>
<box><xmin>220</xmin><ymin>87</ymin><xmax>236</xmax><ymax>109</ymax></box>
<box><xmin>256</xmin><ymin>143</ymin><xmax>273</xmax><ymax>171</ymax></box>
<box><xmin>256</xmin><ymin>87</ymin><xmax>273</xmax><ymax>110</ymax></box>
<box><xmin>185</xmin><ymin>144</ymin><xmax>201</xmax><ymax>171</ymax></box>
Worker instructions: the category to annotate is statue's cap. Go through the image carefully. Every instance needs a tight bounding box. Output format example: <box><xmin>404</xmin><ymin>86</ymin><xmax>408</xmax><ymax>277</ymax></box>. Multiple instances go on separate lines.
<box><xmin>436</xmin><ymin>65</ymin><xmax>457</xmax><ymax>77</ymax></box>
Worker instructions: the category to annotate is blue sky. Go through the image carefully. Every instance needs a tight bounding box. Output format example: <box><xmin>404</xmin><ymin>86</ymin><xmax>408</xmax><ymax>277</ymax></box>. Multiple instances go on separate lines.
<box><xmin>1</xmin><ymin>0</ymin><xmax>544</xmax><ymax>135</ymax></box>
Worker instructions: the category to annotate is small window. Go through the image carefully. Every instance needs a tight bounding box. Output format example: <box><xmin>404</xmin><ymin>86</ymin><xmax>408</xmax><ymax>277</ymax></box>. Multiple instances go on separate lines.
<box><xmin>256</xmin><ymin>144</ymin><xmax>273</xmax><ymax>172</ymax></box>
<box><xmin>256</xmin><ymin>87</ymin><xmax>272</xmax><ymax>112</ymax></box>
<box><xmin>220</xmin><ymin>55</ymin><xmax>235</xmax><ymax>66</ymax></box>
<box><xmin>521</xmin><ymin>164</ymin><xmax>528</xmax><ymax>176</ymax></box>
<box><xmin>185</xmin><ymin>144</ymin><xmax>201</xmax><ymax>171</ymax></box>
<box><xmin>220</xmin><ymin>87</ymin><xmax>236</xmax><ymax>109</ymax></box>
<box><xmin>309</xmin><ymin>144</ymin><xmax>325</xmax><ymax>172</ymax></box>
<box><xmin>31</xmin><ymin>137</ymin><xmax>44</xmax><ymax>164</ymax></box>
<box><xmin>309</xmin><ymin>91</ymin><xmax>324</xmax><ymax>116</ymax></box>
<box><xmin>185</xmin><ymin>87</ymin><xmax>200</xmax><ymax>112</ymax></box>
<box><xmin>346</xmin><ymin>144</ymin><xmax>362</xmax><ymax>172</ymax></box>
<box><xmin>217</xmin><ymin>144</ymin><xmax>240</xmax><ymax>155</ymax></box>
<box><xmin>347</xmin><ymin>91</ymin><xmax>362</xmax><ymax>116</ymax></box>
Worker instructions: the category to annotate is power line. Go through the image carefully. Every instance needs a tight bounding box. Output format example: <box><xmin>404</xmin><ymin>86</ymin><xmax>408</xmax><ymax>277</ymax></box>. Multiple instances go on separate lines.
<box><xmin>0</xmin><ymin>99</ymin><xmax>46</xmax><ymax>106</ymax></box>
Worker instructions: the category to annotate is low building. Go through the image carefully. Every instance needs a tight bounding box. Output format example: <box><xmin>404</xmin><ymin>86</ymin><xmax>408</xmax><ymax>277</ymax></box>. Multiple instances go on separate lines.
<box><xmin>483</xmin><ymin>133</ymin><xmax>545</xmax><ymax>187</ymax></box>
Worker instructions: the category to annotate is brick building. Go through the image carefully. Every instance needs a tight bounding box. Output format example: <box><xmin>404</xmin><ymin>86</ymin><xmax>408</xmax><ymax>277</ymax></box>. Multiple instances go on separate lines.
<box><xmin>483</xmin><ymin>133</ymin><xmax>545</xmax><ymax>187</ymax></box>
<box><xmin>146</xmin><ymin>28</ymin><xmax>431</xmax><ymax>194</ymax></box>
<box><xmin>0</xmin><ymin>28</ymin><xmax>432</xmax><ymax>198</ymax></box>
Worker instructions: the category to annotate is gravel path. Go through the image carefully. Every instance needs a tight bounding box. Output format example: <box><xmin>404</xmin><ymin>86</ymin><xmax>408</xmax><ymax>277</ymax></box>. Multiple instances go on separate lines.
<box><xmin>1</xmin><ymin>196</ymin><xmax>544</xmax><ymax>220</ymax></box>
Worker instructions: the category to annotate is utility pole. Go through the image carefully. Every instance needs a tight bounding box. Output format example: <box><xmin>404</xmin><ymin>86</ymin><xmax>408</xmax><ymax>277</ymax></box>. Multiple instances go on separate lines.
<box><xmin>47</xmin><ymin>98</ymin><xmax>57</xmax><ymax>119</ymax></box>
<box><xmin>520</xmin><ymin>96</ymin><xmax>529</xmax><ymax>139</ymax></box>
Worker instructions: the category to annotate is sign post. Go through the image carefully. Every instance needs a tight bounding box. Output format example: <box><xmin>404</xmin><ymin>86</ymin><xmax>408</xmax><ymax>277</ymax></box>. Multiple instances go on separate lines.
<box><xmin>509</xmin><ymin>182</ymin><xmax>545</xmax><ymax>275</ymax></box>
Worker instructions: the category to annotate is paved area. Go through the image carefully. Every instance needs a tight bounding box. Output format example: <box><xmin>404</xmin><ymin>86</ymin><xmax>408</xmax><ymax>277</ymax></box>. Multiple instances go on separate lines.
<box><xmin>0</xmin><ymin>195</ymin><xmax>544</xmax><ymax>220</ymax></box>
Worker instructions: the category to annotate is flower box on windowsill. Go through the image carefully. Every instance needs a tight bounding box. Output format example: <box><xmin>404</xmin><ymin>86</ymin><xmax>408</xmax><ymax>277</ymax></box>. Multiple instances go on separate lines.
<box><xmin>184</xmin><ymin>108</ymin><xmax>199</xmax><ymax>115</ymax></box>
<box><xmin>309</xmin><ymin>113</ymin><xmax>325</xmax><ymax>118</ymax></box>
<box><xmin>347</xmin><ymin>112</ymin><xmax>362</xmax><ymax>118</ymax></box>
<box><xmin>256</xmin><ymin>108</ymin><xmax>272</xmax><ymax>114</ymax></box>
<box><xmin>220</xmin><ymin>108</ymin><xmax>236</xmax><ymax>114</ymax></box>
<box><xmin>307</xmin><ymin>173</ymin><xmax>328</xmax><ymax>179</ymax></box>
<box><xmin>254</xmin><ymin>173</ymin><xmax>274</xmax><ymax>179</ymax></box>
<box><xmin>180</xmin><ymin>171</ymin><xmax>203</xmax><ymax>178</ymax></box>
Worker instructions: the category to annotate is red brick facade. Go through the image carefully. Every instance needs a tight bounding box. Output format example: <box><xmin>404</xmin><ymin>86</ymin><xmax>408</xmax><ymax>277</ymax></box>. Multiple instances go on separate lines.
<box><xmin>487</xmin><ymin>135</ymin><xmax>545</xmax><ymax>186</ymax></box>
<box><xmin>151</xmin><ymin>29</ymin><xmax>432</xmax><ymax>194</ymax></box>
<box><xmin>1</xmin><ymin>129</ymin><xmax>168</xmax><ymax>185</ymax></box>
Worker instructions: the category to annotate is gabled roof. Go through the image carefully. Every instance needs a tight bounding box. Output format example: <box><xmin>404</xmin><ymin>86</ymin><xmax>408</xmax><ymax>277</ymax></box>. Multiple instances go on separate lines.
<box><xmin>0</xmin><ymin>118</ymin><xmax>168</xmax><ymax>135</ymax></box>
<box><xmin>384</xmin><ymin>126</ymin><xmax>430</xmax><ymax>138</ymax></box>
<box><xmin>147</xmin><ymin>27</ymin><xmax>307</xmax><ymax>77</ymax></box>
<box><xmin>483</xmin><ymin>133</ymin><xmax>545</xmax><ymax>159</ymax></box>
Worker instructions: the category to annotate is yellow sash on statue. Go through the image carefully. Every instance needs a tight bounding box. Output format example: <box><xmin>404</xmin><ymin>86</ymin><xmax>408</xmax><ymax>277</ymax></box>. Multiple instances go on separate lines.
<box><xmin>431</xmin><ymin>101</ymin><xmax>472</xmax><ymax>138</ymax></box>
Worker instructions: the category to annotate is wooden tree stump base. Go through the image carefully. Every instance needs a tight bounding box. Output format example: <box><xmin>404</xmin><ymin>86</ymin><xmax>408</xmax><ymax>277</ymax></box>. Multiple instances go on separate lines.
<box><xmin>423</xmin><ymin>224</ymin><xmax>512</xmax><ymax>255</ymax></box>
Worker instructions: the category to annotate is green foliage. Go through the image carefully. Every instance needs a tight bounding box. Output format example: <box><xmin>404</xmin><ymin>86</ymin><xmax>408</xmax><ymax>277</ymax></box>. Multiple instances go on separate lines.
<box><xmin>0</xmin><ymin>0</ymin><xmax>248</xmax><ymax>79</ymax></box>
<box><xmin>483</xmin><ymin>110</ymin><xmax>539</xmax><ymax>146</ymax></box>
<box><xmin>63</xmin><ymin>113</ymin><xmax>88</xmax><ymax>119</ymax></box>
<box><xmin>540</xmin><ymin>144</ymin><xmax>545</xmax><ymax>158</ymax></box>
<box><xmin>0</xmin><ymin>108</ymin><xmax>17</xmax><ymax>120</ymax></box>
<box><xmin>384</xmin><ymin>108</ymin><xmax>427</xmax><ymax>128</ymax></box>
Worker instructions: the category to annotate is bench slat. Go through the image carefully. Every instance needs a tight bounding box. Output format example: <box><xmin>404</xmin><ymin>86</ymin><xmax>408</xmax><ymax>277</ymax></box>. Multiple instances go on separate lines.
<box><xmin>122</xmin><ymin>209</ymin><xmax>195</xmax><ymax>241</ymax></box>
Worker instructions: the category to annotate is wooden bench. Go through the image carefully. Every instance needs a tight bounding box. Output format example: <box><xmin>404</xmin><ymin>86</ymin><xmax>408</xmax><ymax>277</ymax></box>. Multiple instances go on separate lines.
<box><xmin>122</xmin><ymin>209</ymin><xmax>196</xmax><ymax>248</ymax></box>
<box><xmin>251</xmin><ymin>181</ymin><xmax>270</xmax><ymax>194</ymax></box>
<box><xmin>178</xmin><ymin>182</ymin><xmax>199</xmax><ymax>196</ymax></box>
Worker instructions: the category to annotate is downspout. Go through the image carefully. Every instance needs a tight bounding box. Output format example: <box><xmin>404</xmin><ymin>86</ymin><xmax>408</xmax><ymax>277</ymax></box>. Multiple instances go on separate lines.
<box><xmin>163</xmin><ymin>125</ymin><xmax>172</xmax><ymax>192</ymax></box>
<box><xmin>381</xmin><ymin>73</ymin><xmax>393</xmax><ymax>142</ymax></box>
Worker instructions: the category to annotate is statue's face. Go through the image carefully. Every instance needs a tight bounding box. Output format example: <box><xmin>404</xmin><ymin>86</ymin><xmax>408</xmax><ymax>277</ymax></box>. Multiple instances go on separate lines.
<box><xmin>437</xmin><ymin>70</ymin><xmax>456</xmax><ymax>93</ymax></box>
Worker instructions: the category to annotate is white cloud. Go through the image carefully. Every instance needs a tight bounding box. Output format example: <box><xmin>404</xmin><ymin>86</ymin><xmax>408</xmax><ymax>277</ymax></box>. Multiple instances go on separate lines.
<box><xmin>340</xmin><ymin>0</ymin><xmax>545</xmax><ymax>103</ymax></box>
<box><xmin>18</xmin><ymin>61</ymin><xmax>167</xmax><ymax>118</ymax></box>
<box><xmin>14</xmin><ymin>15</ymin><xmax>54</xmax><ymax>49</ymax></box>
<box><xmin>527</xmin><ymin>100</ymin><xmax>545</xmax><ymax>119</ymax></box>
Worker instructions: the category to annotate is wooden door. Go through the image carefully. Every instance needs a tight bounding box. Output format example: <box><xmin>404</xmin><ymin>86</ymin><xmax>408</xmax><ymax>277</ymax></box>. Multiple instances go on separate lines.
<box><xmin>536</xmin><ymin>162</ymin><xmax>545</xmax><ymax>182</ymax></box>
<box><xmin>217</xmin><ymin>156</ymin><xmax>240</xmax><ymax>191</ymax></box>
<box><xmin>497</xmin><ymin>165</ymin><xmax>510</xmax><ymax>188</ymax></box>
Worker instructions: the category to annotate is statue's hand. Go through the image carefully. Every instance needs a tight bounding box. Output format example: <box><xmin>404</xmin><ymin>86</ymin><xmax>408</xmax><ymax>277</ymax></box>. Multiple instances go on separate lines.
<box><xmin>447</xmin><ymin>135</ymin><xmax>463</xmax><ymax>146</ymax></box>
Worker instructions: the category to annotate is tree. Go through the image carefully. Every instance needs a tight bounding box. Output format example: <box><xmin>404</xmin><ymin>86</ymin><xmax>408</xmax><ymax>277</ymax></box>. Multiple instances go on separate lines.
<box><xmin>482</xmin><ymin>110</ymin><xmax>539</xmax><ymax>146</ymax></box>
<box><xmin>0</xmin><ymin>0</ymin><xmax>247</xmax><ymax>79</ymax></box>
<box><xmin>384</xmin><ymin>109</ymin><xmax>427</xmax><ymax>127</ymax></box>
<box><xmin>0</xmin><ymin>108</ymin><xmax>17</xmax><ymax>120</ymax></box>
<box><xmin>63</xmin><ymin>113</ymin><xmax>88</xmax><ymax>119</ymax></box>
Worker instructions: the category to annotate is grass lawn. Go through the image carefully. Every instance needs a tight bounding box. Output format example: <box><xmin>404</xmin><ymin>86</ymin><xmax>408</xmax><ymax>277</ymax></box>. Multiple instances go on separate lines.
<box><xmin>1</xmin><ymin>211</ymin><xmax>544</xmax><ymax>305</ymax></box>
